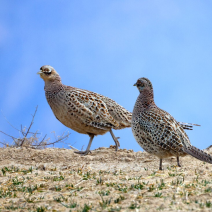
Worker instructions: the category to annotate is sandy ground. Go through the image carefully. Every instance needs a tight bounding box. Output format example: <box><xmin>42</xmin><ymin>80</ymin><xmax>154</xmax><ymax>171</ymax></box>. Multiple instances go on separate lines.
<box><xmin>0</xmin><ymin>146</ymin><xmax>212</xmax><ymax>211</ymax></box>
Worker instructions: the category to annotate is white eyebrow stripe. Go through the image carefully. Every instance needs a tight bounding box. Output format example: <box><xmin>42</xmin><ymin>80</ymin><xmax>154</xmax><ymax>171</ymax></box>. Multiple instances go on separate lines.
<box><xmin>44</xmin><ymin>70</ymin><xmax>52</xmax><ymax>73</ymax></box>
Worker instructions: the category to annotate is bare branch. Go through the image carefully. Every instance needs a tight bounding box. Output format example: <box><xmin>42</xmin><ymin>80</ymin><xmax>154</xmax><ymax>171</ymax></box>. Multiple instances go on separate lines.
<box><xmin>20</xmin><ymin>124</ymin><xmax>25</xmax><ymax>136</ymax></box>
<box><xmin>33</xmin><ymin>134</ymin><xmax>47</xmax><ymax>148</ymax></box>
<box><xmin>20</xmin><ymin>106</ymin><xmax>38</xmax><ymax>146</ymax></box>
<box><xmin>1</xmin><ymin>110</ymin><xmax>21</xmax><ymax>132</ymax></box>
<box><xmin>68</xmin><ymin>145</ymin><xmax>79</xmax><ymax>151</ymax></box>
<box><xmin>0</xmin><ymin>141</ymin><xmax>7</xmax><ymax>147</ymax></box>
<box><xmin>0</xmin><ymin>130</ymin><xmax>16</xmax><ymax>140</ymax></box>
<box><xmin>32</xmin><ymin>133</ymin><xmax>70</xmax><ymax>148</ymax></box>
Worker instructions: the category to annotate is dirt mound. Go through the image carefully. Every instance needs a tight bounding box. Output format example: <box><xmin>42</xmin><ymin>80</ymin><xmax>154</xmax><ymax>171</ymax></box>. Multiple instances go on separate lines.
<box><xmin>0</xmin><ymin>147</ymin><xmax>212</xmax><ymax>211</ymax></box>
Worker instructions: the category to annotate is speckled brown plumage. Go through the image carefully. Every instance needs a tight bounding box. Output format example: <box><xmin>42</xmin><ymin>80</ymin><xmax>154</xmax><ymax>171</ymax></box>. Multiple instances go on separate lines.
<box><xmin>38</xmin><ymin>65</ymin><xmax>132</xmax><ymax>155</ymax></box>
<box><xmin>132</xmin><ymin>77</ymin><xmax>212</xmax><ymax>170</ymax></box>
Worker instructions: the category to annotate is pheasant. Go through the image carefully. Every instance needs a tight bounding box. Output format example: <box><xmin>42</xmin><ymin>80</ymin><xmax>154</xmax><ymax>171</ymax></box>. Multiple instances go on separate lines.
<box><xmin>132</xmin><ymin>77</ymin><xmax>212</xmax><ymax>170</ymax></box>
<box><xmin>37</xmin><ymin>65</ymin><xmax>132</xmax><ymax>155</ymax></box>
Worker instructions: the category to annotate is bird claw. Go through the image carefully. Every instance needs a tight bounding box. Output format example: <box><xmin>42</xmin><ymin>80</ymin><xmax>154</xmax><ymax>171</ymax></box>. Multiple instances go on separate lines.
<box><xmin>114</xmin><ymin>137</ymin><xmax>120</xmax><ymax>151</ymax></box>
<box><xmin>74</xmin><ymin>150</ymin><xmax>91</xmax><ymax>156</ymax></box>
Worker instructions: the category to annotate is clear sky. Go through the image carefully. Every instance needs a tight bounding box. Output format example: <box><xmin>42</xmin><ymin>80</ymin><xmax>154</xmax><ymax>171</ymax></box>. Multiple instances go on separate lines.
<box><xmin>0</xmin><ymin>1</ymin><xmax>212</xmax><ymax>152</ymax></box>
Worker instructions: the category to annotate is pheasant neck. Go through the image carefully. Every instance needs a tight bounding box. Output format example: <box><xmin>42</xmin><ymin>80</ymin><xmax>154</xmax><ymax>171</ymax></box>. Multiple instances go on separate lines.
<box><xmin>134</xmin><ymin>89</ymin><xmax>155</xmax><ymax>113</ymax></box>
<box><xmin>44</xmin><ymin>78</ymin><xmax>63</xmax><ymax>93</ymax></box>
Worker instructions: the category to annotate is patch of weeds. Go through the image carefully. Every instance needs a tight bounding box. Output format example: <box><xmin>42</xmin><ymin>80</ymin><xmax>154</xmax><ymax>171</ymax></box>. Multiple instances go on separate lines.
<box><xmin>53</xmin><ymin>175</ymin><xmax>65</xmax><ymax>181</ymax></box>
<box><xmin>36</xmin><ymin>206</ymin><xmax>47</xmax><ymax>212</ymax></box>
<box><xmin>2</xmin><ymin>167</ymin><xmax>7</xmax><ymax>176</ymax></box>
<box><xmin>154</xmin><ymin>192</ymin><xmax>162</xmax><ymax>198</ymax></box>
<box><xmin>1</xmin><ymin>166</ymin><xmax>20</xmax><ymax>176</ymax></box>
<box><xmin>54</xmin><ymin>196</ymin><xmax>63</xmax><ymax>203</ymax></box>
<box><xmin>81</xmin><ymin>203</ymin><xmax>92</xmax><ymax>212</ymax></box>
<box><xmin>114</xmin><ymin>195</ymin><xmax>125</xmax><ymax>203</ymax></box>
<box><xmin>98</xmin><ymin>190</ymin><xmax>110</xmax><ymax>196</ymax></box>
<box><xmin>65</xmin><ymin>184</ymin><xmax>74</xmax><ymax>189</ymax></box>
<box><xmin>106</xmin><ymin>182</ymin><xmax>116</xmax><ymax>187</ymax></box>
<box><xmin>193</xmin><ymin>175</ymin><xmax>199</xmax><ymax>183</ymax></box>
<box><xmin>199</xmin><ymin>202</ymin><xmax>204</xmax><ymax>209</ymax></box>
<box><xmin>12</xmin><ymin>176</ymin><xmax>24</xmax><ymax>185</ymax></box>
<box><xmin>147</xmin><ymin>184</ymin><xmax>155</xmax><ymax>192</ymax></box>
<box><xmin>51</xmin><ymin>167</ymin><xmax>57</xmax><ymax>171</ymax></box>
<box><xmin>26</xmin><ymin>176</ymin><xmax>32</xmax><ymax>180</ymax></box>
<box><xmin>204</xmin><ymin>187</ymin><xmax>212</xmax><ymax>193</ymax></box>
<box><xmin>96</xmin><ymin>177</ymin><xmax>104</xmax><ymax>185</ymax></box>
<box><xmin>128</xmin><ymin>202</ymin><xmax>140</xmax><ymax>209</ymax></box>
<box><xmin>206</xmin><ymin>201</ymin><xmax>212</xmax><ymax>208</ymax></box>
<box><xmin>158</xmin><ymin>179</ymin><xmax>166</xmax><ymax>190</ymax></box>
<box><xmin>201</xmin><ymin>179</ymin><xmax>211</xmax><ymax>186</ymax></box>
<box><xmin>54</xmin><ymin>186</ymin><xmax>62</xmax><ymax>191</ymax></box>
<box><xmin>38</xmin><ymin>196</ymin><xmax>44</xmax><ymax>200</ymax></box>
<box><xmin>24</xmin><ymin>195</ymin><xmax>36</xmax><ymax>203</ymax></box>
<box><xmin>83</xmin><ymin>171</ymin><xmax>91</xmax><ymax>180</ymax></box>
<box><xmin>172</xmin><ymin>194</ymin><xmax>176</xmax><ymax>200</ymax></box>
<box><xmin>76</xmin><ymin>186</ymin><xmax>83</xmax><ymax>191</ymax></box>
<box><xmin>18</xmin><ymin>185</ymin><xmax>38</xmax><ymax>194</ymax></box>
<box><xmin>60</xmin><ymin>201</ymin><xmax>77</xmax><ymax>208</ymax></box>
<box><xmin>118</xmin><ymin>186</ymin><xmax>128</xmax><ymax>193</ymax></box>
<box><xmin>113</xmin><ymin>171</ymin><xmax>119</xmax><ymax>176</ymax></box>
<box><xmin>167</xmin><ymin>165</ymin><xmax>176</xmax><ymax>171</ymax></box>
<box><xmin>26</xmin><ymin>185</ymin><xmax>38</xmax><ymax>194</ymax></box>
<box><xmin>168</xmin><ymin>172</ymin><xmax>176</xmax><ymax>177</ymax></box>
<box><xmin>4</xmin><ymin>204</ymin><xmax>20</xmax><ymax>210</ymax></box>
<box><xmin>171</xmin><ymin>177</ymin><xmax>183</xmax><ymax>186</ymax></box>
<box><xmin>130</xmin><ymin>183</ymin><xmax>144</xmax><ymax>190</ymax></box>
<box><xmin>21</xmin><ymin>166</ymin><xmax>33</xmax><ymax>174</ymax></box>
<box><xmin>99</xmin><ymin>170</ymin><xmax>103</xmax><ymax>175</ymax></box>
<box><xmin>99</xmin><ymin>194</ymin><xmax>112</xmax><ymax>209</ymax></box>
<box><xmin>184</xmin><ymin>183</ymin><xmax>195</xmax><ymax>188</ymax></box>
<box><xmin>0</xmin><ymin>189</ymin><xmax>13</xmax><ymax>198</ymax></box>
<box><xmin>150</xmin><ymin>171</ymin><xmax>156</xmax><ymax>176</ymax></box>
<box><xmin>43</xmin><ymin>176</ymin><xmax>50</xmax><ymax>181</ymax></box>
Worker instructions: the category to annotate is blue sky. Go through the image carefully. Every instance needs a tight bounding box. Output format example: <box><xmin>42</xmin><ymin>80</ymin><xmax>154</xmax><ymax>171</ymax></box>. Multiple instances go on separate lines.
<box><xmin>0</xmin><ymin>1</ymin><xmax>212</xmax><ymax>152</ymax></box>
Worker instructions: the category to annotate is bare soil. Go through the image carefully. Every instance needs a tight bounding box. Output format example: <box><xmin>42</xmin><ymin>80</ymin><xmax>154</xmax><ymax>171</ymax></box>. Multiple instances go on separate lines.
<box><xmin>0</xmin><ymin>146</ymin><xmax>212</xmax><ymax>211</ymax></box>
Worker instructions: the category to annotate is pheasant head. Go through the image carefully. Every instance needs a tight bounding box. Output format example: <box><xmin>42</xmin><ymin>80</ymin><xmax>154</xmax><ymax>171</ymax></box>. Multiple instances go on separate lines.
<box><xmin>133</xmin><ymin>77</ymin><xmax>155</xmax><ymax>107</ymax></box>
<box><xmin>37</xmin><ymin>65</ymin><xmax>61</xmax><ymax>82</ymax></box>
<box><xmin>133</xmin><ymin>77</ymin><xmax>153</xmax><ymax>93</ymax></box>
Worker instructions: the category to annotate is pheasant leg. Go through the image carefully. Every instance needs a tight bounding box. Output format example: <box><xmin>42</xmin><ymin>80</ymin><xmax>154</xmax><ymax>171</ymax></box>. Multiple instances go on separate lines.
<box><xmin>159</xmin><ymin>159</ymin><xmax>163</xmax><ymax>170</ymax></box>
<box><xmin>177</xmin><ymin>156</ymin><xmax>181</xmax><ymax>167</ymax></box>
<box><xmin>75</xmin><ymin>134</ymin><xmax>94</xmax><ymax>155</ymax></box>
<box><xmin>109</xmin><ymin>129</ymin><xmax>120</xmax><ymax>151</ymax></box>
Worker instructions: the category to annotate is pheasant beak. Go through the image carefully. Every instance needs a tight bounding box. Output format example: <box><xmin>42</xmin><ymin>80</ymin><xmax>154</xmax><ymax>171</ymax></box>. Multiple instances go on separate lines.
<box><xmin>133</xmin><ymin>83</ymin><xmax>137</xmax><ymax>86</ymax></box>
<box><xmin>37</xmin><ymin>71</ymin><xmax>42</xmax><ymax>75</ymax></box>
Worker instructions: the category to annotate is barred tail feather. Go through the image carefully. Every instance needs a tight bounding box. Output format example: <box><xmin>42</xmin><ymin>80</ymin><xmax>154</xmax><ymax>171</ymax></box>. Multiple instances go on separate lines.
<box><xmin>183</xmin><ymin>145</ymin><xmax>212</xmax><ymax>164</ymax></box>
<box><xmin>179</xmin><ymin>122</ymin><xmax>201</xmax><ymax>130</ymax></box>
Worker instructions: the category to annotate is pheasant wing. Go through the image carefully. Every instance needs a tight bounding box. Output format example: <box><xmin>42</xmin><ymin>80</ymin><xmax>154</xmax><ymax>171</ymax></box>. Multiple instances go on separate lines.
<box><xmin>138</xmin><ymin>108</ymin><xmax>191</xmax><ymax>154</ymax></box>
<box><xmin>67</xmin><ymin>88</ymin><xmax>119</xmax><ymax>129</ymax></box>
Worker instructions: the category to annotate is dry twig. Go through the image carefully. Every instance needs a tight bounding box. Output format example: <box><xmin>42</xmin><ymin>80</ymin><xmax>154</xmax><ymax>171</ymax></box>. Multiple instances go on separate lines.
<box><xmin>0</xmin><ymin>106</ymin><xmax>70</xmax><ymax>149</ymax></box>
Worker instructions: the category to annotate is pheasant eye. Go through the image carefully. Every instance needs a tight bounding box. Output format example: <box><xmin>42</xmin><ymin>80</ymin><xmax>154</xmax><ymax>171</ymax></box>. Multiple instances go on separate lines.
<box><xmin>140</xmin><ymin>82</ymin><xmax>145</xmax><ymax>87</ymax></box>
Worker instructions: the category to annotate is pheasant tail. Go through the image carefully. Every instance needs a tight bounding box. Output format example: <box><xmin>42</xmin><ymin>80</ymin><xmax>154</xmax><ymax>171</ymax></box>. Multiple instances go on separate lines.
<box><xmin>183</xmin><ymin>145</ymin><xmax>212</xmax><ymax>164</ymax></box>
<box><xmin>178</xmin><ymin>122</ymin><xmax>200</xmax><ymax>130</ymax></box>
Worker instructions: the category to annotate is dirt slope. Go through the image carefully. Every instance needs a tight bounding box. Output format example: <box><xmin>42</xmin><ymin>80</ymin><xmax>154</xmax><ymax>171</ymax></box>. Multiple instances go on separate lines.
<box><xmin>0</xmin><ymin>146</ymin><xmax>212</xmax><ymax>211</ymax></box>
